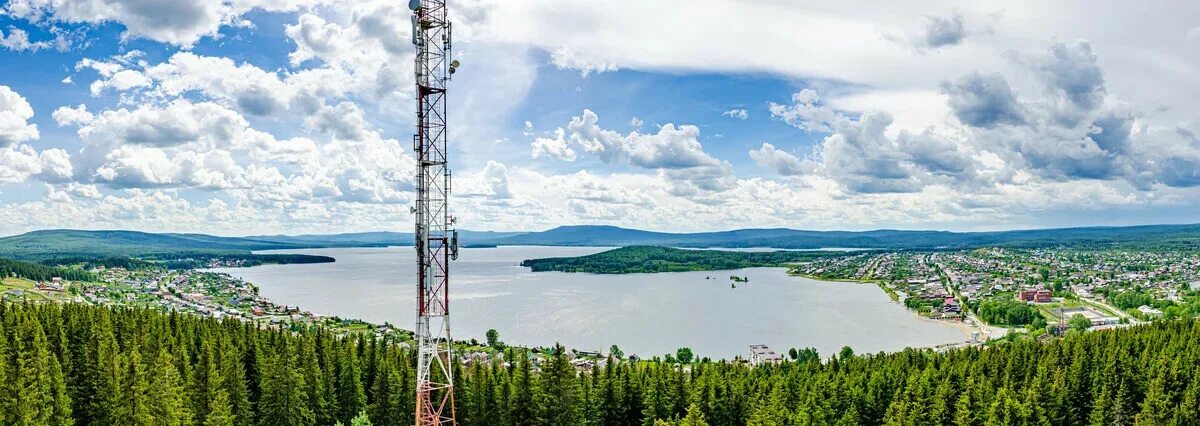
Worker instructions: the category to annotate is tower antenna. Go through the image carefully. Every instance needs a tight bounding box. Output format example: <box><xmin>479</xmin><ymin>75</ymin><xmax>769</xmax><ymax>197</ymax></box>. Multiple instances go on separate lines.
<box><xmin>410</xmin><ymin>0</ymin><xmax>459</xmax><ymax>424</ymax></box>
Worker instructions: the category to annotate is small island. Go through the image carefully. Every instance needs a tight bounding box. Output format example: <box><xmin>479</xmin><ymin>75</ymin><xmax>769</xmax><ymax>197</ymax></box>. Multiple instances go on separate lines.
<box><xmin>520</xmin><ymin>245</ymin><xmax>843</xmax><ymax>273</ymax></box>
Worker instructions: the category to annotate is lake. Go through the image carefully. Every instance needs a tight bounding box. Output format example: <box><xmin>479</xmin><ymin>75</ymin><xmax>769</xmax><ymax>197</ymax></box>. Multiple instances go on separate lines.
<box><xmin>207</xmin><ymin>246</ymin><xmax>965</xmax><ymax>358</ymax></box>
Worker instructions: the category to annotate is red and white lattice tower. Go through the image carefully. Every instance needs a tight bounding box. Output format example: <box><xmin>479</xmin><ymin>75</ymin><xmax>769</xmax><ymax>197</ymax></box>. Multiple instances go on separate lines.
<box><xmin>409</xmin><ymin>0</ymin><xmax>459</xmax><ymax>424</ymax></box>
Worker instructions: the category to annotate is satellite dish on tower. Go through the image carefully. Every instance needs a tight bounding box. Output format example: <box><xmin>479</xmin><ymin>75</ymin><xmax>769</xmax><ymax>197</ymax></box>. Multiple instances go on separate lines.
<box><xmin>409</xmin><ymin>0</ymin><xmax>421</xmax><ymax>11</ymax></box>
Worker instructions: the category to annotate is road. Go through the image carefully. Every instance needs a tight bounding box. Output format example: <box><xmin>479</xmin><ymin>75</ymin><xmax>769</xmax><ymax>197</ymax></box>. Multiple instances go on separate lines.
<box><xmin>1082</xmin><ymin>296</ymin><xmax>1142</xmax><ymax>324</ymax></box>
<box><xmin>930</xmin><ymin>254</ymin><xmax>1012</xmax><ymax>343</ymax></box>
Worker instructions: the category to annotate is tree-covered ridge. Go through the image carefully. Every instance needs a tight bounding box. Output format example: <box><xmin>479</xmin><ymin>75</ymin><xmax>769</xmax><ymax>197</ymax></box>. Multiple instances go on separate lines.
<box><xmin>154</xmin><ymin>253</ymin><xmax>336</xmax><ymax>269</ymax></box>
<box><xmin>0</xmin><ymin>230</ymin><xmax>335</xmax><ymax>268</ymax></box>
<box><xmin>9</xmin><ymin>222</ymin><xmax>1200</xmax><ymax>261</ymax></box>
<box><xmin>0</xmin><ymin>258</ymin><xmax>94</xmax><ymax>282</ymax></box>
<box><xmin>496</xmin><ymin>224</ymin><xmax>1200</xmax><ymax>250</ymax></box>
<box><xmin>5</xmin><ymin>302</ymin><xmax>1200</xmax><ymax>425</ymax></box>
<box><xmin>520</xmin><ymin>246</ymin><xmax>845</xmax><ymax>273</ymax></box>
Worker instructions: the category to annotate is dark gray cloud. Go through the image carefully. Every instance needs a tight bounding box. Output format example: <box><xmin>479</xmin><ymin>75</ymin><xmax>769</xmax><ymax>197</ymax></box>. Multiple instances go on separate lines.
<box><xmin>1035</xmin><ymin>41</ymin><xmax>1106</xmax><ymax>111</ymax></box>
<box><xmin>1021</xmin><ymin>145</ymin><xmax>1117</xmax><ymax>180</ymax></box>
<box><xmin>942</xmin><ymin>73</ymin><xmax>1025</xmax><ymax>128</ymax></box>
<box><xmin>1089</xmin><ymin>112</ymin><xmax>1133</xmax><ymax>155</ymax></box>
<box><xmin>1156</xmin><ymin>157</ymin><xmax>1200</xmax><ymax>188</ymax></box>
<box><xmin>1127</xmin><ymin>125</ymin><xmax>1200</xmax><ymax>188</ymax></box>
<box><xmin>234</xmin><ymin>86</ymin><xmax>287</xmax><ymax>116</ymax></box>
<box><xmin>899</xmin><ymin>131</ymin><xmax>974</xmax><ymax>177</ymax></box>
<box><xmin>779</xmin><ymin>40</ymin><xmax>1200</xmax><ymax>196</ymax></box>
<box><xmin>921</xmin><ymin>14</ymin><xmax>967</xmax><ymax>48</ymax></box>
<box><xmin>813</xmin><ymin>111</ymin><xmax>923</xmax><ymax>193</ymax></box>
<box><xmin>1179</xmin><ymin>127</ymin><xmax>1197</xmax><ymax>143</ymax></box>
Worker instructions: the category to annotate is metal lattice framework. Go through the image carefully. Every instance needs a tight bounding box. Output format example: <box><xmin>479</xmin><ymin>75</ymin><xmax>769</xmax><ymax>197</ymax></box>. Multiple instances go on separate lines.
<box><xmin>411</xmin><ymin>0</ymin><xmax>457</xmax><ymax>424</ymax></box>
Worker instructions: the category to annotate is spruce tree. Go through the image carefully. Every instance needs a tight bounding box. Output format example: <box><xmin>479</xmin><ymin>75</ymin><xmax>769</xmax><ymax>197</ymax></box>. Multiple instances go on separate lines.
<box><xmin>317</xmin><ymin>334</ymin><xmax>340</xmax><ymax>425</ymax></box>
<box><xmin>509</xmin><ymin>349</ymin><xmax>536</xmax><ymax>426</ymax></box>
<box><xmin>1135</xmin><ymin>370</ymin><xmax>1173</xmax><ymax>426</ymax></box>
<box><xmin>0</xmin><ymin>326</ymin><xmax>12</xmax><ymax>422</ymax></box>
<box><xmin>300</xmin><ymin>336</ymin><xmax>329</xmax><ymax>425</ymax></box>
<box><xmin>489</xmin><ymin>358</ymin><xmax>511</xmax><ymax>426</ymax></box>
<box><xmin>622</xmin><ymin>367</ymin><xmax>646</xmax><ymax>425</ymax></box>
<box><xmin>747</xmin><ymin>384</ymin><xmax>789</xmax><ymax>426</ymax></box>
<box><xmin>204</xmin><ymin>389</ymin><xmax>235</xmax><ymax>426</ymax></box>
<box><xmin>336</xmin><ymin>342</ymin><xmax>366</xmax><ymax>424</ymax></box>
<box><xmin>538</xmin><ymin>343</ymin><xmax>581</xmax><ymax>426</ymax></box>
<box><xmin>679</xmin><ymin>403</ymin><xmax>709</xmax><ymax>426</ymax></box>
<box><xmin>597</xmin><ymin>360</ymin><xmax>622</xmax><ymax>426</ymax></box>
<box><xmin>461</xmin><ymin>360</ymin><xmax>489</xmax><ymax>425</ymax></box>
<box><xmin>368</xmin><ymin>357</ymin><xmax>407</xmax><ymax>426</ymax></box>
<box><xmin>1174</xmin><ymin>378</ymin><xmax>1200</xmax><ymax>425</ymax></box>
<box><xmin>834</xmin><ymin>404</ymin><xmax>861</xmax><ymax>426</ymax></box>
<box><xmin>350</xmin><ymin>410</ymin><xmax>373</xmax><ymax>426</ymax></box>
<box><xmin>148</xmin><ymin>349</ymin><xmax>192</xmax><ymax>426</ymax></box>
<box><xmin>119</xmin><ymin>347</ymin><xmax>154</xmax><ymax>425</ymax></box>
<box><xmin>983</xmin><ymin>388</ymin><xmax>1027</xmax><ymax>426</ymax></box>
<box><xmin>12</xmin><ymin>313</ymin><xmax>55</xmax><ymax>425</ymax></box>
<box><xmin>257</xmin><ymin>341</ymin><xmax>314</xmax><ymax>426</ymax></box>
<box><xmin>643</xmin><ymin>363</ymin><xmax>673</xmax><ymax>423</ymax></box>
<box><xmin>90</xmin><ymin>313</ymin><xmax>123</xmax><ymax>425</ymax></box>
<box><xmin>48</xmin><ymin>354</ymin><xmax>74</xmax><ymax>426</ymax></box>
<box><xmin>218</xmin><ymin>338</ymin><xmax>253</xmax><ymax>424</ymax></box>
<box><xmin>191</xmin><ymin>341</ymin><xmax>223</xmax><ymax>424</ymax></box>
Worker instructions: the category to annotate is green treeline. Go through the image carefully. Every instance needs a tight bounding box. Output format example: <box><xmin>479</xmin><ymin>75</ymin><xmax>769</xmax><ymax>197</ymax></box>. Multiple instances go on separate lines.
<box><xmin>1</xmin><ymin>302</ymin><xmax>400</xmax><ymax>426</ymax></box>
<box><xmin>39</xmin><ymin>257</ymin><xmax>159</xmax><ymax>271</ymax></box>
<box><xmin>521</xmin><ymin>246</ymin><xmax>841</xmax><ymax>273</ymax></box>
<box><xmin>158</xmin><ymin>253</ymin><xmax>337</xmax><ymax>269</ymax></box>
<box><xmin>0</xmin><ymin>258</ymin><xmax>94</xmax><ymax>282</ymax></box>
<box><xmin>975</xmin><ymin>299</ymin><xmax>1041</xmax><ymax>326</ymax></box>
<box><xmin>1</xmin><ymin>253</ymin><xmax>332</xmax><ymax>278</ymax></box>
<box><xmin>6</xmin><ymin>302</ymin><xmax>1200</xmax><ymax>425</ymax></box>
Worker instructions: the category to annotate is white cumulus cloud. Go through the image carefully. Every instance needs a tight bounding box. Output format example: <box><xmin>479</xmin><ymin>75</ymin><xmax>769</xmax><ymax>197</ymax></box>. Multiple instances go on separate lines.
<box><xmin>0</xmin><ymin>85</ymin><xmax>39</xmax><ymax>146</ymax></box>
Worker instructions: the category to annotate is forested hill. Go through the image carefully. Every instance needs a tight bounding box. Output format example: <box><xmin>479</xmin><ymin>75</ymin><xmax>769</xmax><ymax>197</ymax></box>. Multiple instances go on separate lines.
<box><xmin>499</xmin><ymin>223</ymin><xmax>1200</xmax><ymax>250</ymax></box>
<box><xmin>0</xmin><ymin>229</ymin><xmax>513</xmax><ymax>263</ymax></box>
<box><xmin>6</xmin><ymin>302</ymin><xmax>1200</xmax><ymax>425</ymax></box>
<box><xmin>4</xmin><ymin>223</ymin><xmax>1199</xmax><ymax>261</ymax></box>
<box><xmin>0</xmin><ymin>229</ymin><xmax>296</xmax><ymax>261</ymax></box>
<box><xmin>0</xmin><ymin>230</ymin><xmax>335</xmax><ymax>266</ymax></box>
<box><xmin>520</xmin><ymin>246</ymin><xmax>846</xmax><ymax>273</ymax></box>
<box><xmin>0</xmin><ymin>258</ymin><xmax>95</xmax><ymax>282</ymax></box>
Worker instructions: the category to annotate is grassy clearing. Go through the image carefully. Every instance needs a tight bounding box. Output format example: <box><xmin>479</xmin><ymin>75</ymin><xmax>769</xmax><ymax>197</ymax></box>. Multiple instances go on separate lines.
<box><xmin>1035</xmin><ymin>299</ymin><xmax>1085</xmax><ymax>320</ymax></box>
<box><xmin>0</xmin><ymin>277</ymin><xmax>36</xmax><ymax>290</ymax></box>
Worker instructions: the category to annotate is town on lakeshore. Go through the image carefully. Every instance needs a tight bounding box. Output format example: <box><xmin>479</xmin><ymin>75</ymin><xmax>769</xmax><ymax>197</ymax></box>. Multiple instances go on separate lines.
<box><xmin>7</xmin><ymin>244</ymin><xmax>1200</xmax><ymax>363</ymax></box>
<box><xmin>792</xmin><ymin>249</ymin><xmax>1200</xmax><ymax>343</ymax></box>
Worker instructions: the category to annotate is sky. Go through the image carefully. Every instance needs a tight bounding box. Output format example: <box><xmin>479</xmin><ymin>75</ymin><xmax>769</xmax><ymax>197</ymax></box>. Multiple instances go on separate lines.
<box><xmin>0</xmin><ymin>0</ymin><xmax>1198</xmax><ymax>236</ymax></box>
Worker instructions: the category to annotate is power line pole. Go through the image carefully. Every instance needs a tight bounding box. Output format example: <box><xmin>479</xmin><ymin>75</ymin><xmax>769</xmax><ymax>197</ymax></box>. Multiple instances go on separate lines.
<box><xmin>409</xmin><ymin>0</ymin><xmax>460</xmax><ymax>424</ymax></box>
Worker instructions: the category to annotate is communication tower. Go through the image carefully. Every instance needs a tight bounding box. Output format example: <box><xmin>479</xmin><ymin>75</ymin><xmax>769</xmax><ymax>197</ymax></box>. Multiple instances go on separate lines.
<box><xmin>409</xmin><ymin>0</ymin><xmax>460</xmax><ymax>424</ymax></box>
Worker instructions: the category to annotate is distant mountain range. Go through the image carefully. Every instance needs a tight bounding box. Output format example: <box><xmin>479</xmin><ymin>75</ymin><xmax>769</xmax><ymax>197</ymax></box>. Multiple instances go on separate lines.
<box><xmin>502</xmin><ymin>224</ymin><xmax>1200</xmax><ymax>250</ymax></box>
<box><xmin>2</xmin><ymin>223</ymin><xmax>1198</xmax><ymax>262</ymax></box>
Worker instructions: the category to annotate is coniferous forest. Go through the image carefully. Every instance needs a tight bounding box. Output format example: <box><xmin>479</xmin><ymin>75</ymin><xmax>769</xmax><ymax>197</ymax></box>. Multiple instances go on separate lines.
<box><xmin>4</xmin><ymin>302</ymin><xmax>1200</xmax><ymax>425</ymax></box>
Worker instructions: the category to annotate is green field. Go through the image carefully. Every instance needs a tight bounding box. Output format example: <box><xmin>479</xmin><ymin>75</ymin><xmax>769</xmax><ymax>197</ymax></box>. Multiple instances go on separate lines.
<box><xmin>0</xmin><ymin>277</ymin><xmax>36</xmax><ymax>290</ymax></box>
<box><xmin>1033</xmin><ymin>298</ymin><xmax>1120</xmax><ymax>322</ymax></box>
<box><xmin>0</xmin><ymin>277</ymin><xmax>55</xmax><ymax>302</ymax></box>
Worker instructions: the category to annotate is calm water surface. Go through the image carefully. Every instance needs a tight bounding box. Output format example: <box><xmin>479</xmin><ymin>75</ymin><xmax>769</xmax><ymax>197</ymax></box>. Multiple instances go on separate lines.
<box><xmin>207</xmin><ymin>246</ymin><xmax>963</xmax><ymax>358</ymax></box>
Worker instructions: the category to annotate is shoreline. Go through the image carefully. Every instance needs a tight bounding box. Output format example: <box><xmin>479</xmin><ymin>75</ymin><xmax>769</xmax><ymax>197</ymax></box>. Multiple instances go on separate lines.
<box><xmin>912</xmin><ymin>313</ymin><xmax>984</xmax><ymax>340</ymax></box>
<box><xmin>787</xmin><ymin>271</ymin><xmax>982</xmax><ymax>347</ymax></box>
<box><xmin>211</xmin><ymin>257</ymin><xmax>971</xmax><ymax>359</ymax></box>
<box><xmin>787</xmin><ymin>271</ymin><xmax>901</xmax><ymax>301</ymax></box>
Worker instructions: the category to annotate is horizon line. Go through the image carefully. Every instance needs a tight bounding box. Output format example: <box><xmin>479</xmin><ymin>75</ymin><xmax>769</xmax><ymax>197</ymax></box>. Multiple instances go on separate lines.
<box><xmin>4</xmin><ymin>221</ymin><xmax>1198</xmax><ymax>240</ymax></box>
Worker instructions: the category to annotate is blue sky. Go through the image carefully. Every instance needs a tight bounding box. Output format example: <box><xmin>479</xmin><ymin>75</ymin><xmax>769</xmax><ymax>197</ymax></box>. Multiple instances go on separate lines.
<box><xmin>0</xmin><ymin>0</ymin><xmax>1199</xmax><ymax>236</ymax></box>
